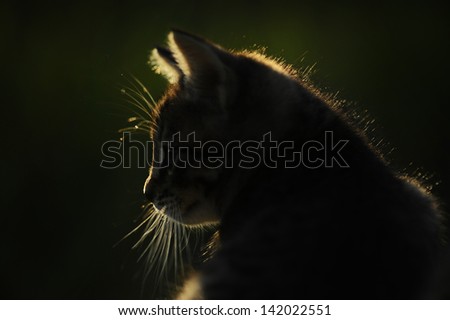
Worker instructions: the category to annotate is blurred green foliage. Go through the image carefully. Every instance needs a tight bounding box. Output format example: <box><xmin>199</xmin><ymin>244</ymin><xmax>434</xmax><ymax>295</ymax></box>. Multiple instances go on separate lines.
<box><xmin>1</xmin><ymin>0</ymin><xmax>449</xmax><ymax>298</ymax></box>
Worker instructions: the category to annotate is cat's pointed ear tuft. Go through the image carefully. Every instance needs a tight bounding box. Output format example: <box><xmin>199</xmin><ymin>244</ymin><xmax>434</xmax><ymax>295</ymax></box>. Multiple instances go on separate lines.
<box><xmin>149</xmin><ymin>46</ymin><xmax>182</xmax><ymax>84</ymax></box>
<box><xmin>167</xmin><ymin>30</ymin><xmax>226</xmax><ymax>89</ymax></box>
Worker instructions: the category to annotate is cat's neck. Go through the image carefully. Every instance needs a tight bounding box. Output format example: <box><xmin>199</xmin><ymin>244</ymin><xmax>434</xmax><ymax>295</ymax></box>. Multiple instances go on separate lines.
<box><xmin>217</xmin><ymin>87</ymin><xmax>391</xmax><ymax>239</ymax></box>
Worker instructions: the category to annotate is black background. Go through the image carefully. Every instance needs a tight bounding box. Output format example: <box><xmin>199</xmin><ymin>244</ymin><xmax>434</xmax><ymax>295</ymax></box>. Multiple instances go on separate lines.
<box><xmin>1</xmin><ymin>0</ymin><xmax>449</xmax><ymax>298</ymax></box>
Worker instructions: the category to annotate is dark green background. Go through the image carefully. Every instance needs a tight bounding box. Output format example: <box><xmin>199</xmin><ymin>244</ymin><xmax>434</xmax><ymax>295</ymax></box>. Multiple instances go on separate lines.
<box><xmin>1</xmin><ymin>0</ymin><xmax>449</xmax><ymax>298</ymax></box>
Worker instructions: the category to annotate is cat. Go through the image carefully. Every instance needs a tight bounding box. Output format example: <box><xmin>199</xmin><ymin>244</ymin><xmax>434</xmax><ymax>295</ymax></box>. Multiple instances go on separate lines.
<box><xmin>137</xmin><ymin>29</ymin><xmax>442</xmax><ymax>299</ymax></box>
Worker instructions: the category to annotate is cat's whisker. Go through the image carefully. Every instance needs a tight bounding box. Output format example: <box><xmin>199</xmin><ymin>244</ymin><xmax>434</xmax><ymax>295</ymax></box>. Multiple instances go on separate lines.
<box><xmin>118</xmin><ymin>106</ymin><xmax>156</xmax><ymax>135</ymax></box>
<box><xmin>134</xmin><ymin>214</ymin><xmax>161</xmax><ymax>249</ymax></box>
<box><xmin>121</xmin><ymin>89</ymin><xmax>152</xmax><ymax>118</ymax></box>
<box><xmin>132</xmin><ymin>197</ymin><xmax>203</xmax><ymax>296</ymax></box>
<box><xmin>118</xmin><ymin>126</ymin><xmax>150</xmax><ymax>135</ymax></box>
<box><xmin>122</xmin><ymin>75</ymin><xmax>161</xmax><ymax>135</ymax></box>
<box><xmin>123</xmin><ymin>75</ymin><xmax>155</xmax><ymax>106</ymax></box>
<box><xmin>124</xmin><ymin>89</ymin><xmax>153</xmax><ymax>115</ymax></box>
<box><xmin>122</xmin><ymin>76</ymin><xmax>159</xmax><ymax>121</ymax></box>
<box><xmin>159</xmin><ymin>216</ymin><xmax>172</xmax><ymax>277</ymax></box>
<box><xmin>120</xmin><ymin>103</ymin><xmax>150</xmax><ymax>124</ymax></box>
<box><xmin>144</xmin><ymin>211</ymin><xmax>169</xmax><ymax>279</ymax></box>
<box><xmin>173</xmin><ymin>216</ymin><xmax>180</xmax><ymax>280</ymax></box>
<box><xmin>120</xmin><ymin>81</ymin><xmax>159</xmax><ymax>134</ymax></box>
<box><xmin>122</xmin><ymin>74</ymin><xmax>153</xmax><ymax>102</ymax></box>
<box><xmin>115</xmin><ymin>214</ymin><xmax>152</xmax><ymax>248</ymax></box>
<box><xmin>174</xmin><ymin>205</ymin><xmax>186</xmax><ymax>279</ymax></box>
<box><xmin>135</xmin><ymin>216</ymin><xmax>159</xmax><ymax>251</ymax></box>
<box><xmin>129</xmin><ymin>74</ymin><xmax>159</xmax><ymax>108</ymax></box>
<box><xmin>141</xmin><ymin>240</ymin><xmax>164</xmax><ymax>291</ymax></box>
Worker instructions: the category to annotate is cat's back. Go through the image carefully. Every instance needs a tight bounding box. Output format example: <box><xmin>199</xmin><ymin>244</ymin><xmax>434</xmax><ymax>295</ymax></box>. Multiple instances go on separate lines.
<box><xmin>201</xmin><ymin>109</ymin><xmax>441</xmax><ymax>299</ymax></box>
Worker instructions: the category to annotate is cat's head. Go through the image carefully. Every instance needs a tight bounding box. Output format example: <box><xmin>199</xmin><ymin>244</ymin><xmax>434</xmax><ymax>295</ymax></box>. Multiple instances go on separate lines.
<box><xmin>143</xmin><ymin>30</ymin><xmax>298</xmax><ymax>225</ymax></box>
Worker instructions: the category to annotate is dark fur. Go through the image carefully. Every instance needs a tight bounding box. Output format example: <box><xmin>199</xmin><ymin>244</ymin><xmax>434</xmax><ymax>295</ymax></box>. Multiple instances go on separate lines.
<box><xmin>146</xmin><ymin>30</ymin><xmax>442</xmax><ymax>299</ymax></box>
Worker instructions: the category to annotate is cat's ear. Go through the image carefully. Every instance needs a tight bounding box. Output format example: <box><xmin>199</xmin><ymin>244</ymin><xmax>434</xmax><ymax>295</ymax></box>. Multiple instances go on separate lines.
<box><xmin>150</xmin><ymin>46</ymin><xmax>183</xmax><ymax>84</ymax></box>
<box><xmin>151</xmin><ymin>31</ymin><xmax>228</xmax><ymax>91</ymax></box>
<box><xmin>166</xmin><ymin>30</ymin><xmax>227</xmax><ymax>89</ymax></box>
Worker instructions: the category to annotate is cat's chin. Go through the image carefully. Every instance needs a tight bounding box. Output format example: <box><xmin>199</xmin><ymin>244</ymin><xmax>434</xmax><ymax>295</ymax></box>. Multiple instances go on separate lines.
<box><xmin>178</xmin><ymin>201</ymin><xmax>220</xmax><ymax>226</ymax></box>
